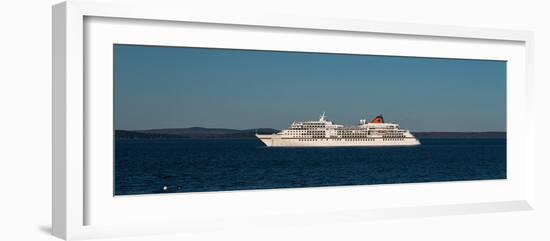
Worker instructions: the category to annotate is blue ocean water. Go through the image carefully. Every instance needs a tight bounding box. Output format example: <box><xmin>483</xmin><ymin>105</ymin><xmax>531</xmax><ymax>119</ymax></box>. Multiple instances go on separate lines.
<box><xmin>114</xmin><ymin>138</ymin><xmax>506</xmax><ymax>195</ymax></box>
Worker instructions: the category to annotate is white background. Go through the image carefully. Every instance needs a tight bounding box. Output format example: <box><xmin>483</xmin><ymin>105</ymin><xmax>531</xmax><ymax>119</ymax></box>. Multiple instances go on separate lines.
<box><xmin>0</xmin><ymin>0</ymin><xmax>548</xmax><ymax>240</ymax></box>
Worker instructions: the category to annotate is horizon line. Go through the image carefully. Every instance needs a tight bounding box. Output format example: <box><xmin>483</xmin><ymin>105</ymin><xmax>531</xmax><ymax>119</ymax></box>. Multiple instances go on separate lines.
<box><xmin>115</xmin><ymin>127</ymin><xmax>507</xmax><ymax>133</ymax></box>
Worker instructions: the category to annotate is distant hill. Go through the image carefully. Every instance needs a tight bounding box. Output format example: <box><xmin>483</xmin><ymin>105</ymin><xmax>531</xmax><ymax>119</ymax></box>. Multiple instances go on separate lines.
<box><xmin>140</xmin><ymin>127</ymin><xmax>241</xmax><ymax>137</ymax></box>
<box><xmin>115</xmin><ymin>127</ymin><xmax>279</xmax><ymax>139</ymax></box>
<box><xmin>115</xmin><ymin>130</ymin><xmax>183</xmax><ymax>139</ymax></box>
<box><xmin>412</xmin><ymin>131</ymin><xmax>506</xmax><ymax>139</ymax></box>
<box><xmin>115</xmin><ymin>128</ymin><xmax>505</xmax><ymax>140</ymax></box>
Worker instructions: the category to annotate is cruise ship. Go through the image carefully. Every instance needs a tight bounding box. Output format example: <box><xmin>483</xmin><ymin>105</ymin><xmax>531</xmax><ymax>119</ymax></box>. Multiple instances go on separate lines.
<box><xmin>256</xmin><ymin>113</ymin><xmax>420</xmax><ymax>147</ymax></box>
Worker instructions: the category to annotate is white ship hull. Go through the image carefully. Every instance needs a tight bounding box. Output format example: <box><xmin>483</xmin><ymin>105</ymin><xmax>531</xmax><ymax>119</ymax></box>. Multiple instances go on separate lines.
<box><xmin>256</xmin><ymin>134</ymin><xmax>420</xmax><ymax>147</ymax></box>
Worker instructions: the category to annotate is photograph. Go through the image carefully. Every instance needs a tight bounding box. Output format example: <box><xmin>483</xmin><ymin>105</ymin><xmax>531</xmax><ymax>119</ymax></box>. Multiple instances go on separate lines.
<box><xmin>114</xmin><ymin>44</ymin><xmax>507</xmax><ymax>195</ymax></box>
<box><xmin>1</xmin><ymin>0</ymin><xmax>545</xmax><ymax>240</ymax></box>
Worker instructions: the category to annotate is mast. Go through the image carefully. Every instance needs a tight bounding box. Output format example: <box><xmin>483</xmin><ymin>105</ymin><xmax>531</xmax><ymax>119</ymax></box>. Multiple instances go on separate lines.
<box><xmin>320</xmin><ymin>112</ymin><xmax>326</xmax><ymax>121</ymax></box>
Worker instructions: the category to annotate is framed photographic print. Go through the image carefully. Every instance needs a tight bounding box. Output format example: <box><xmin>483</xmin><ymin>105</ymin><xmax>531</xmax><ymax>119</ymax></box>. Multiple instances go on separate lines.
<box><xmin>52</xmin><ymin>0</ymin><xmax>535</xmax><ymax>240</ymax></box>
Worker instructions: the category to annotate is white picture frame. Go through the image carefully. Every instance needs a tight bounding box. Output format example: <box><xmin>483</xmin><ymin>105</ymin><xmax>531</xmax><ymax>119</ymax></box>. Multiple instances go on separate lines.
<box><xmin>52</xmin><ymin>0</ymin><xmax>535</xmax><ymax>240</ymax></box>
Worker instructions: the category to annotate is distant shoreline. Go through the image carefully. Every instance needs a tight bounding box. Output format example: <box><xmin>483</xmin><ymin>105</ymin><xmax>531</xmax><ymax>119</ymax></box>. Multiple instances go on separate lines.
<box><xmin>412</xmin><ymin>131</ymin><xmax>505</xmax><ymax>139</ymax></box>
<box><xmin>115</xmin><ymin>128</ymin><xmax>506</xmax><ymax>140</ymax></box>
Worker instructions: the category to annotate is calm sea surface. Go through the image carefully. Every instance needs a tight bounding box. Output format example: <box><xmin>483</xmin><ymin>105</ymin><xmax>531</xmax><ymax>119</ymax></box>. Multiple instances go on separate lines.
<box><xmin>114</xmin><ymin>138</ymin><xmax>506</xmax><ymax>195</ymax></box>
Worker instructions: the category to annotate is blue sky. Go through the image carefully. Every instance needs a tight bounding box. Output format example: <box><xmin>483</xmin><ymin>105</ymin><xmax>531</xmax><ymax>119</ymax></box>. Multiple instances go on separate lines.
<box><xmin>114</xmin><ymin>44</ymin><xmax>506</xmax><ymax>132</ymax></box>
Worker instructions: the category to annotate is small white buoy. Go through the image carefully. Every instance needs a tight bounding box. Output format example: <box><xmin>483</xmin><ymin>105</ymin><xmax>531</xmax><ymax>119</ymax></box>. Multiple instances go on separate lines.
<box><xmin>163</xmin><ymin>186</ymin><xmax>168</xmax><ymax>191</ymax></box>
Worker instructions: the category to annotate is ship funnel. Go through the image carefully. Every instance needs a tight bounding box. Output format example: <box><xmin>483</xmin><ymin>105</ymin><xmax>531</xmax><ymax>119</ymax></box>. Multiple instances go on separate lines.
<box><xmin>370</xmin><ymin>115</ymin><xmax>384</xmax><ymax>123</ymax></box>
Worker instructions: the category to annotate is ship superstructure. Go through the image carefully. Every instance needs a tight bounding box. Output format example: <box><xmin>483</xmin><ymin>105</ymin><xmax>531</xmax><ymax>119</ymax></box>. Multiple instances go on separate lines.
<box><xmin>256</xmin><ymin>113</ymin><xmax>420</xmax><ymax>147</ymax></box>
